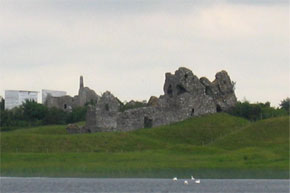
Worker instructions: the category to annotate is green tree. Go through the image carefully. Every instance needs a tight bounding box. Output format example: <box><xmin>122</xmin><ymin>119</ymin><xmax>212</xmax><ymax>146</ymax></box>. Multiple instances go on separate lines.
<box><xmin>22</xmin><ymin>100</ymin><xmax>48</xmax><ymax>121</ymax></box>
<box><xmin>0</xmin><ymin>97</ymin><xmax>4</xmax><ymax>111</ymax></box>
<box><xmin>66</xmin><ymin>106</ymin><xmax>87</xmax><ymax>123</ymax></box>
<box><xmin>43</xmin><ymin>107</ymin><xmax>68</xmax><ymax>125</ymax></box>
<box><xmin>228</xmin><ymin>101</ymin><xmax>287</xmax><ymax>121</ymax></box>
<box><xmin>280</xmin><ymin>97</ymin><xmax>290</xmax><ymax>114</ymax></box>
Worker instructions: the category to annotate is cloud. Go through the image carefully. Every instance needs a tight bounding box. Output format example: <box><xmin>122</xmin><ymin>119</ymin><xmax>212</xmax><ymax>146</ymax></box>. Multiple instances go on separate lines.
<box><xmin>226</xmin><ymin>0</ymin><xmax>289</xmax><ymax>5</ymax></box>
<box><xmin>0</xmin><ymin>1</ymin><xmax>289</xmax><ymax>106</ymax></box>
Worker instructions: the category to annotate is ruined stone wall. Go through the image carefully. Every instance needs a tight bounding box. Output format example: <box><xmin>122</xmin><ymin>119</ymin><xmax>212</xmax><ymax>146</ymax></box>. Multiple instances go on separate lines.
<box><xmin>83</xmin><ymin>67</ymin><xmax>237</xmax><ymax>133</ymax></box>
<box><xmin>45</xmin><ymin>95</ymin><xmax>78</xmax><ymax>111</ymax></box>
<box><xmin>45</xmin><ymin>76</ymin><xmax>99</xmax><ymax>111</ymax></box>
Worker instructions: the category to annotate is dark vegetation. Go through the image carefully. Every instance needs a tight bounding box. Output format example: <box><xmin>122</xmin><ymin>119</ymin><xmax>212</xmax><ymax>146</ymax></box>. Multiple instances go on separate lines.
<box><xmin>0</xmin><ymin>100</ymin><xmax>87</xmax><ymax>131</ymax></box>
<box><xmin>0</xmin><ymin>99</ymin><xmax>148</xmax><ymax>130</ymax></box>
<box><xmin>227</xmin><ymin>99</ymin><xmax>288</xmax><ymax>121</ymax></box>
<box><xmin>0</xmin><ymin>97</ymin><xmax>289</xmax><ymax>131</ymax></box>
<box><xmin>279</xmin><ymin>97</ymin><xmax>290</xmax><ymax>113</ymax></box>
<box><xmin>119</xmin><ymin>100</ymin><xmax>147</xmax><ymax>112</ymax></box>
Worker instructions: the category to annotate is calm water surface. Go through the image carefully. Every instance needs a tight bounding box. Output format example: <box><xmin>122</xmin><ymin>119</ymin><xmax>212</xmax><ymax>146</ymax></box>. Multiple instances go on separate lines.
<box><xmin>0</xmin><ymin>177</ymin><xmax>289</xmax><ymax>193</ymax></box>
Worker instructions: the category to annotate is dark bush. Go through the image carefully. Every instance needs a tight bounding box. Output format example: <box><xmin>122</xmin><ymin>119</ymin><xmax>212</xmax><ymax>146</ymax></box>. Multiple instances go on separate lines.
<box><xmin>43</xmin><ymin>107</ymin><xmax>68</xmax><ymax>125</ymax></box>
<box><xmin>0</xmin><ymin>99</ymin><xmax>89</xmax><ymax>129</ymax></box>
<box><xmin>120</xmin><ymin>100</ymin><xmax>147</xmax><ymax>112</ymax></box>
<box><xmin>0</xmin><ymin>98</ymin><xmax>4</xmax><ymax>111</ymax></box>
<box><xmin>22</xmin><ymin>100</ymin><xmax>48</xmax><ymax>121</ymax></box>
<box><xmin>280</xmin><ymin>98</ymin><xmax>290</xmax><ymax>114</ymax></box>
<box><xmin>228</xmin><ymin>101</ymin><xmax>288</xmax><ymax>121</ymax></box>
<box><xmin>66</xmin><ymin>106</ymin><xmax>87</xmax><ymax>123</ymax></box>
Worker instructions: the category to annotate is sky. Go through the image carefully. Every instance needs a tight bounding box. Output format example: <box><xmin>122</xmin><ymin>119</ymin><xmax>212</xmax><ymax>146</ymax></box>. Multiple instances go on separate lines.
<box><xmin>0</xmin><ymin>0</ymin><xmax>289</xmax><ymax>107</ymax></box>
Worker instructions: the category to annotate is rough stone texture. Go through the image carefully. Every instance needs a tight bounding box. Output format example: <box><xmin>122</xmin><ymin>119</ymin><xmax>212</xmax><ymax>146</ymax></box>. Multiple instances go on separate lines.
<box><xmin>200</xmin><ymin>70</ymin><xmax>237</xmax><ymax>111</ymax></box>
<box><xmin>45</xmin><ymin>76</ymin><xmax>99</xmax><ymax>111</ymax></box>
<box><xmin>45</xmin><ymin>95</ymin><xmax>76</xmax><ymax>112</ymax></box>
<box><xmin>87</xmin><ymin>91</ymin><xmax>121</xmax><ymax>132</ymax></box>
<box><xmin>147</xmin><ymin>96</ymin><xmax>159</xmax><ymax>107</ymax></box>
<box><xmin>163</xmin><ymin>67</ymin><xmax>205</xmax><ymax>97</ymax></box>
<box><xmin>84</xmin><ymin>67</ymin><xmax>237</xmax><ymax>133</ymax></box>
<box><xmin>78</xmin><ymin>87</ymin><xmax>99</xmax><ymax>107</ymax></box>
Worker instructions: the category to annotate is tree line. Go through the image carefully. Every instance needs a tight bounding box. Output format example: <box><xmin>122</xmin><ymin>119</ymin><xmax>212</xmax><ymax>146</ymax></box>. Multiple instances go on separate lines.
<box><xmin>0</xmin><ymin>99</ymin><xmax>87</xmax><ymax>130</ymax></box>
<box><xmin>227</xmin><ymin>98</ymin><xmax>289</xmax><ymax>121</ymax></box>
<box><xmin>0</xmin><ymin>97</ymin><xmax>289</xmax><ymax>131</ymax></box>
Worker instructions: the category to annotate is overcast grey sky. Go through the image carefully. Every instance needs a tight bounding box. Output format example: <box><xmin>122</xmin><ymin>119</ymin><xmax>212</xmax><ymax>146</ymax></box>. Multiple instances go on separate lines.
<box><xmin>0</xmin><ymin>0</ymin><xmax>289</xmax><ymax>106</ymax></box>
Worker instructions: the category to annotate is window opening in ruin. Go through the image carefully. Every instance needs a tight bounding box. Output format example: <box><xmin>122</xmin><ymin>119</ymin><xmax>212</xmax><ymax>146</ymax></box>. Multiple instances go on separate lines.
<box><xmin>64</xmin><ymin>104</ymin><xmax>67</xmax><ymax>109</ymax></box>
<box><xmin>216</xmin><ymin>105</ymin><xmax>222</xmax><ymax>112</ymax></box>
<box><xmin>105</xmin><ymin>104</ymin><xmax>110</xmax><ymax>111</ymax></box>
<box><xmin>167</xmin><ymin>85</ymin><xmax>173</xmax><ymax>97</ymax></box>
<box><xmin>205</xmin><ymin>87</ymin><xmax>211</xmax><ymax>96</ymax></box>
<box><xmin>191</xmin><ymin>108</ymin><xmax>195</xmax><ymax>116</ymax></box>
<box><xmin>176</xmin><ymin>84</ymin><xmax>187</xmax><ymax>95</ymax></box>
<box><xmin>184</xmin><ymin>74</ymin><xmax>188</xmax><ymax>80</ymax></box>
<box><xmin>144</xmin><ymin>116</ymin><xmax>153</xmax><ymax>128</ymax></box>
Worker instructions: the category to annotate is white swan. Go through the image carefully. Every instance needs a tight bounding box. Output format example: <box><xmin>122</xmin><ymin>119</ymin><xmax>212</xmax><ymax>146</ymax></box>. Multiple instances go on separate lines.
<box><xmin>191</xmin><ymin>176</ymin><xmax>195</xmax><ymax>180</ymax></box>
<box><xmin>173</xmin><ymin>177</ymin><xmax>177</xmax><ymax>181</ymax></box>
<box><xmin>195</xmin><ymin>179</ymin><xmax>200</xmax><ymax>184</ymax></box>
<box><xmin>184</xmin><ymin>180</ymin><xmax>188</xmax><ymax>185</ymax></box>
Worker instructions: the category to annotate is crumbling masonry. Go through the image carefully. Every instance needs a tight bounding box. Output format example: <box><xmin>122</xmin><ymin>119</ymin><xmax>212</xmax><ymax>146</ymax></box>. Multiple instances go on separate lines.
<box><xmin>80</xmin><ymin>67</ymin><xmax>237</xmax><ymax>133</ymax></box>
<box><xmin>44</xmin><ymin>76</ymin><xmax>99</xmax><ymax>111</ymax></box>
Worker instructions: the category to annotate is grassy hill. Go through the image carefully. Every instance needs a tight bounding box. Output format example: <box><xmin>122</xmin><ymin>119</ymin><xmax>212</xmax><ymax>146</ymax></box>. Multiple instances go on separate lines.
<box><xmin>0</xmin><ymin>113</ymin><xmax>289</xmax><ymax>178</ymax></box>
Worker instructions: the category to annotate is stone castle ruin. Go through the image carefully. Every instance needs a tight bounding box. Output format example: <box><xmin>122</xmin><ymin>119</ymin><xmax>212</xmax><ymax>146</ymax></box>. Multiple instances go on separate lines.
<box><xmin>44</xmin><ymin>76</ymin><xmax>99</xmax><ymax>111</ymax></box>
<box><xmin>77</xmin><ymin>67</ymin><xmax>237</xmax><ymax>133</ymax></box>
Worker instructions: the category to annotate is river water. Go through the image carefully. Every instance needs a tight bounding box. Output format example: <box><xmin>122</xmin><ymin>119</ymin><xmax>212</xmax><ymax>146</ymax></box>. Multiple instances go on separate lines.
<box><xmin>0</xmin><ymin>177</ymin><xmax>289</xmax><ymax>193</ymax></box>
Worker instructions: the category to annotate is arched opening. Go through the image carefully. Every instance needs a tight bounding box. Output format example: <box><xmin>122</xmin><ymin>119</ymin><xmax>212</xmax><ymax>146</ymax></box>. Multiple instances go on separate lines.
<box><xmin>105</xmin><ymin>104</ymin><xmax>110</xmax><ymax>111</ymax></box>
<box><xmin>64</xmin><ymin>104</ymin><xmax>67</xmax><ymax>109</ymax></box>
<box><xmin>167</xmin><ymin>85</ymin><xmax>173</xmax><ymax>97</ymax></box>
<box><xmin>216</xmin><ymin>105</ymin><xmax>222</xmax><ymax>112</ymax></box>
<box><xmin>184</xmin><ymin>74</ymin><xmax>188</xmax><ymax>80</ymax></box>
<box><xmin>191</xmin><ymin>108</ymin><xmax>195</xmax><ymax>116</ymax></box>
<box><xmin>144</xmin><ymin>116</ymin><xmax>153</xmax><ymax>128</ymax></box>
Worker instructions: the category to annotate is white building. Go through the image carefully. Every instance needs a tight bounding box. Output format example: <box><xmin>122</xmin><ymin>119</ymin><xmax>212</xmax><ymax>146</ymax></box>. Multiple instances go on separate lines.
<box><xmin>42</xmin><ymin>89</ymin><xmax>66</xmax><ymax>104</ymax></box>
<box><xmin>5</xmin><ymin>90</ymin><xmax>38</xmax><ymax>110</ymax></box>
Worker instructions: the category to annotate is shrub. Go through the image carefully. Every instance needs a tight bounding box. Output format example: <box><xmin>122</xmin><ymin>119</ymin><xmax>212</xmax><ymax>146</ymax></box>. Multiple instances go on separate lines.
<box><xmin>22</xmin><ymin>100</ymin><xmax>48</xmax><ymax>121</ymax></box>
<box><xmin>280</xmin><ymin>98</ymin><xmax>290</xmax><ymax>114</ymax></box>
<box><xmin>0</xmin><ymin>100</ymin><xmax>89</xmax><ymax>129</ymax></box>
<box><xmin>120</xmin><ymin>100</ymin><xmax>147</xmax><ymax>112</ymax></box>
<box><xmin>66</xmin><ymin>106</ymin><xmax>87</xmax><ymax>123</ymax></box>
<box><xmin>228</xmin><ymin>101</ymin><xmax>287</xmax><ymax>121</ymax></box>
<box><xmin>0</xmin><ymin>98</ymin><xmax>4</xmax><ymax>111</ymax></box>
<box><xmin>43</xmin><ymin>107</ymin><xmax>68</xmax><ymax>125</ymax></box>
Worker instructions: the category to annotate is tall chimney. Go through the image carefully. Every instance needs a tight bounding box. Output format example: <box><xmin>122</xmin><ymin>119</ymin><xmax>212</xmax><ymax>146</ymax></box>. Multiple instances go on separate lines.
<box><xmin>80</xmin><ymin>76</ymin><xmax>84</xmax><ymax>89</ymax></box>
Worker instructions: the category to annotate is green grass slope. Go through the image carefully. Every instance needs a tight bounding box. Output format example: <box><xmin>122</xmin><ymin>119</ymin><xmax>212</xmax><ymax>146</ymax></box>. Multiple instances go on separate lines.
<box><xmin>210</xmin><ymin>116</ymin><xmax>289</xmax><ymax>171</ymax></box>
<box><xmin>1</xmin><ymin>113</ymin><xmax>249</xmax><ymax>153</ymax></box>
<box><xmin>1</xmin><ymin>113</ymin><xmax>289</xmax><ymax>178</ymax></box>
<box><xmin>212</xmin><ymin>116</ymin><xmax>289</xmax><ymax>150</ymax></box>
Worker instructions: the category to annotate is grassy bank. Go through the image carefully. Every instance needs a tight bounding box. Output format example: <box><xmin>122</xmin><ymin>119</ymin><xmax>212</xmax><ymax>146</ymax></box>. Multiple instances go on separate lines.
<box><xmin>0</xmin><ymin>113</ymin><xmax>289</xmax><ymax>178</ymax></box>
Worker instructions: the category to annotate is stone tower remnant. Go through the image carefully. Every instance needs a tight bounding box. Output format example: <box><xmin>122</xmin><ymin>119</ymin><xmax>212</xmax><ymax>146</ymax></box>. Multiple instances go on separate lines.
<box><xmin>82</xmin><ymin>67</ymin><xmax>237</xmax><ymax>133</ymax></box>
<box><xmin>80</xmin><ymin>76</ymin><xmax>84</xmax><ymax>89</ymax></box>
<box><xmin>44</xmin><ymin>76</ymin><xmax>99</xmax><ymax>111</ymax></box>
